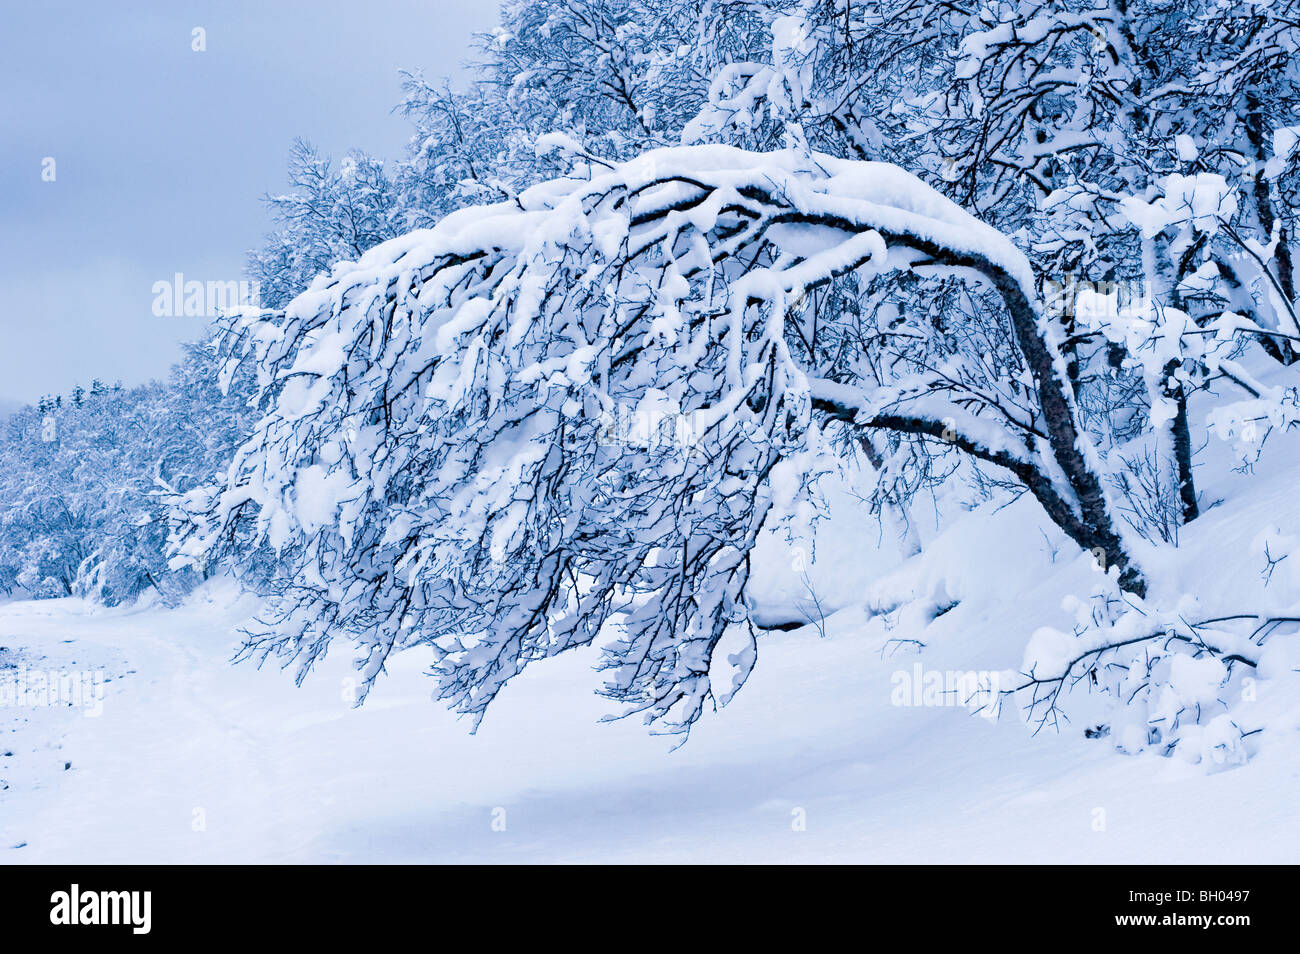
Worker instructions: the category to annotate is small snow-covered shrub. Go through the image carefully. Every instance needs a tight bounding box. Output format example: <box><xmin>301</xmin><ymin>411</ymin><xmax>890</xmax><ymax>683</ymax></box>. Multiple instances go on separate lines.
<box><xmin>1012</xmin><ymin>587</ymin><xmax>1256</xmax><ymax>767</ymax></box>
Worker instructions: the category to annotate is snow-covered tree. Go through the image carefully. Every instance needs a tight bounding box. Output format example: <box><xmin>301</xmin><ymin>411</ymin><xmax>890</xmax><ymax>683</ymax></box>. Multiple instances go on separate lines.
<box><xmin>154</xmin><ymin>0</ymin><xmax>1300</xmax><ymax>760</ymax></box>
<box><xmin>0</xmin><ymin>342</ymin><xmax>257</xmax><ymax>604</ymax></box>
<box><xmin>249</xmin><ymin>139</ymin><xmax>405</xmax><ymax>309</ymax></box>
<box><xmin>679</xmin><ymin>0</ymin><xmax>1300</xmax><ymax>532</ymax></box>
<box><xmin>395</xmin><ymin>0</ymin><xmax>775</xmax><ymax>222</ymax></box>
<box><xmin>178</xmin><ymin>146</ymin><xmax>1148</xmax><ymax>733</ymax></box>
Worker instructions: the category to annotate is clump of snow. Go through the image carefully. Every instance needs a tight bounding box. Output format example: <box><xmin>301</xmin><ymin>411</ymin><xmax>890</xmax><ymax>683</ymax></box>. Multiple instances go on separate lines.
<box><xmin>1119</xmin><ymin>173</ymin><xmax>1238</xmax><ymax>237</ymax></box>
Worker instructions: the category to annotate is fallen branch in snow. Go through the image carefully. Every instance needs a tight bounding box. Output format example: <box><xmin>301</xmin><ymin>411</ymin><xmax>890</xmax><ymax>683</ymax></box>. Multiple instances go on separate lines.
<box><xmin>1003</xmin><ymin>604</ymin><xmax>1300</xmax><ymax>763</ymax></box>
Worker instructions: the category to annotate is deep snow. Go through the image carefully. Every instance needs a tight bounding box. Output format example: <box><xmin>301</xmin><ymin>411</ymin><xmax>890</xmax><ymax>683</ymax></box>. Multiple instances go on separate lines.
<box><xmin>2</xmin><ymin>408</ymin><xmax>1297</xmax><ymax>863</ymax></box>
<box><xmin>2</xmin><ymin>356</ymin><xmax>1300</xmax><ymax>868</ymax></box>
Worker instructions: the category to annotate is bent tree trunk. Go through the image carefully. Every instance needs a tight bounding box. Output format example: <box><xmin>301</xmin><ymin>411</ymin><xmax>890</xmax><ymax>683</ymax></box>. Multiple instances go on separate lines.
<box><xmin>813</xmin><ymin>240</ymin><xmax>1146</xmax><ymax>597</ymax></box>
<box><xmin>988</xmin><ymin>269</ymin><xmax>1147</xmax><ymax>596</ymax></box>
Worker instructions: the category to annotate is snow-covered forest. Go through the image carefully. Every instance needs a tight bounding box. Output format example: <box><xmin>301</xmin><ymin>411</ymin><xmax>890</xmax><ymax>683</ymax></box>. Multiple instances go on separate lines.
<box><xmin>3</xmin><ymin>0</ymin><xmax>1300</xmax><ymax>865</ymax></box>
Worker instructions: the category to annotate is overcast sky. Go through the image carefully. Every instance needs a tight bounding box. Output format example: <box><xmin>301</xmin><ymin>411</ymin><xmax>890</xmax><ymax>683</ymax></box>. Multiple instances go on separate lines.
<box><xmin>0</xmin><ymin>0</ymin><xmax>497</xmax><ymax>406</ymax></box>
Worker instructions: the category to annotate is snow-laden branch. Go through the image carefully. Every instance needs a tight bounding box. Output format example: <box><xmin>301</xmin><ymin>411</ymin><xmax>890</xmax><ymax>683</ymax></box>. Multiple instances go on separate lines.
<box><xmin>175</xmin><ymin>145</ymin><xmax>1144</xmax><ymax>733</ymax></box>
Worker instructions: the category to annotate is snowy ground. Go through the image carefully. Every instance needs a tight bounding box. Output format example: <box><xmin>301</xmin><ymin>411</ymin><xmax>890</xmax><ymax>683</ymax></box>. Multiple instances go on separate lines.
<box><xmin>2</xmin><ymin>359</ymin><xmax>1298</xmax><ymax>864</ymax></box>
<box><xmin>2</xmin><ymin>441</ymin><xmax>1297</xmax><ymax>863</ymax></box>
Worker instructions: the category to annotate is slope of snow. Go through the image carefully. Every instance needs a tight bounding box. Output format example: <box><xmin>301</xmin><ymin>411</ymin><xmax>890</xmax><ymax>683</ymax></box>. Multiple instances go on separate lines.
<box><xmin>2</xmin><ymin>354</ymin><xmax>1298</xmax><ymax>863</ymax></box>
<box><xmin>2</xmin><ymin>436</ymin><xmax>1297</xmax><ymax>863</ymax></box>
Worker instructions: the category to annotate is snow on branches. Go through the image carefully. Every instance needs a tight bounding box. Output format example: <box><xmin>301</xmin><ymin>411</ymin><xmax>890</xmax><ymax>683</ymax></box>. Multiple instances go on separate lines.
<box><xmin>175</xmin><ymin>144</ymin><xmax>1145</xmax><ymax>733</ymax></box>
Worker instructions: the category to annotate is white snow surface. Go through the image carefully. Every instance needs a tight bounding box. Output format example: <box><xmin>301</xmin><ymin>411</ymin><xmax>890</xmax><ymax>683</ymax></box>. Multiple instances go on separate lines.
<box><xmin>2</xmin><ymin>407</ymin><xmax>1298</xmax><ymax>864</ymax></box>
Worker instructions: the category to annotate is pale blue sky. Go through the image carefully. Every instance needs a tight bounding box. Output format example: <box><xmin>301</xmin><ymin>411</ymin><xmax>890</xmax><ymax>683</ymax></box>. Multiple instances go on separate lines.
<box><xmin>0</xmin><ymin>0</ymin><xmax>496</xmax><ymax>405</ymax></box>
